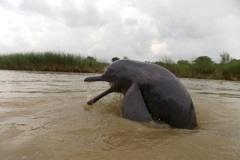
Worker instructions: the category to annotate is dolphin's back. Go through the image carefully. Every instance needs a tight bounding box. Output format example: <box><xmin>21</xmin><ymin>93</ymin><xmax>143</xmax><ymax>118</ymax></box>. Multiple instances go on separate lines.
<box><xmin>119</xmin><ymin>60</ymin><xmax>197</xmax><ymax>129</ymax></box>
<box><xmin>108</xmin><ymin>60</ymin><xmax>197</xmax><ymax>128</ymax></box>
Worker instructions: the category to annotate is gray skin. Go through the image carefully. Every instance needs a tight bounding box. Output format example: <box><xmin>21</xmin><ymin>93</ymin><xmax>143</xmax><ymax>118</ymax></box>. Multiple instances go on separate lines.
<box><xmin>84</xmin><ymin>60</ymin><xmax>197</xmax><ymax>129</ymax></box>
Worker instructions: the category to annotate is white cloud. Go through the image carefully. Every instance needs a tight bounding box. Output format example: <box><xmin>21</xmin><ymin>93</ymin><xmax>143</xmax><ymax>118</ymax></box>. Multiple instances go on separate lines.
<box><xmin>151</xmin><ymin>40</ymin><xmax>169</xmax><ymax>56</ymax></box>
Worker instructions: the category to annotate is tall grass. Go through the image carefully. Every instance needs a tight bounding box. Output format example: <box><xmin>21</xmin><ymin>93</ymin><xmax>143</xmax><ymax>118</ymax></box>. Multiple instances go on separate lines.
<box><xmin>0</xmin><ymin>52</ymin><xmax>108</xmax><ymax>73</ymax></box>
<box><xmin>1</xmin><ymin>52</ymin><xmax>240</xmax><ymax>80</ymax></box>
<box><xmin>154</xmin><ymin>59</ymin><xmax>240</xmax><ymax>81</ymax></box>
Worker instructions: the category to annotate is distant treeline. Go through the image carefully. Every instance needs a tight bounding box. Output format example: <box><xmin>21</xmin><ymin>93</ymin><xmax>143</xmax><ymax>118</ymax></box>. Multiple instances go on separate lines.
<box><xmin>153</xmin><ymin>52</ymin><xmax>240</xmax><ymax>81</ymax></box>
<box><xmin>0</xmin><ymin>51</ymin><xmax>239</xmax><ymax>80</ymax></box>
<box><xmin>0</xmin><ymin>52</ymin><xmax>108</xmax><ymax>73</ymax></box>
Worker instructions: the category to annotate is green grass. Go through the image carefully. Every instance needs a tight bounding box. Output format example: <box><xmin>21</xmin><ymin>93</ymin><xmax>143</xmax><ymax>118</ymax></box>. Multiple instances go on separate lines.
<box><xmin>0</xmin><ymin>52</ymin><xmax>108</xmax><ymax>73</ymax></box>
<box><xmin>0</xmin><ymin>52</ymin><xmax>239</xmax><ymax>80</ymax></box>
<box><xmin>154</xmin><ymin>59</ymin><xmax>240</xmax><ymax>81</ymax></box>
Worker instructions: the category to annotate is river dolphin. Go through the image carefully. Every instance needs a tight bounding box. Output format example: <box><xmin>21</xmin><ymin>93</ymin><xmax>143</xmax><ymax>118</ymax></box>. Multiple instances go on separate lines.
<box><xmin>84</xmin><ymin>60</ymin><xmax>197</xmax><ymax>129</ymax></box>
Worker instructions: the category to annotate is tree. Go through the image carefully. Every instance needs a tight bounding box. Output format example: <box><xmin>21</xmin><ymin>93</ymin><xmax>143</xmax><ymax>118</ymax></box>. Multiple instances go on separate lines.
<box><xmin>177</xmin><ymin>60</ymin><xmax>189</xmax><ymax>65</ymax></box>
<box><xmin>193</xmin><ymin>56</ymin><xmax>213</xmax><ymax>65</ymax></box>
<box><xmin>86</xmin><ymin>56</ymin><xmax>96</xmax><ymax>61</ymax></box>
<box><xmin>122</xmin><ymin>56</ymin><xmax>129</xmax><ymax>60</ymax></box>
<box><xmin>111</xmin><ymin>57</ymin><xmax>120</xmax><ymax>62</ymax></box>
<box><xmin>219</xmin><ymin>51</ymin><xmax>231</xmax><ymax>64</ymax></box>
<box><xmin>193</xmin><ymin>56</ymin><xmax>214</xmax><ymax>74</ymax></box>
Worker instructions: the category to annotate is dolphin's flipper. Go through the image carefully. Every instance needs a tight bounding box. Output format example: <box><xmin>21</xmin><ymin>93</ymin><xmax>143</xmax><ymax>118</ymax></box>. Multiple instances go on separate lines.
<box><xmin>122</xmin><ymin>83</ymin><xmax>152</xmax><ymax>122</ymax></box>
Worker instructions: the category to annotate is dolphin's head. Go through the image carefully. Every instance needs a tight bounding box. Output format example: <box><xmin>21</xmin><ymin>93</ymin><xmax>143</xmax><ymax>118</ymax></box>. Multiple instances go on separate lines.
<box><xmin>84</xmin><ymin>60</ymin><xmax>133</xmax><ymax>105</ymax></box>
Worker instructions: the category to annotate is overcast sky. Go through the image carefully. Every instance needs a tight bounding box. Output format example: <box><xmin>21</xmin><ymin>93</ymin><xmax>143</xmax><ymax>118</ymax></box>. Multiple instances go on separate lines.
<box><xmin>1</xmin><ymin>0</ymin><xmax>240</xmax><ymax>62</ymax></box>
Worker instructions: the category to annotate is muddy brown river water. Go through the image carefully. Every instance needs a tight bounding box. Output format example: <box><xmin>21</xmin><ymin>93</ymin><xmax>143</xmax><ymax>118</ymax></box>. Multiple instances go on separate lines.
<box><xmin>0</xmin><ymin>70</ymin><xmax>240</xmax><ymax>160</ymax></box>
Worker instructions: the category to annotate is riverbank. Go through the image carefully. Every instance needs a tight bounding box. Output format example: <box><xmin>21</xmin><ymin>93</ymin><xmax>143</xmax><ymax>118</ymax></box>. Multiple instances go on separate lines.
<box><xmin>0</xmin><ymin>52</ymin><xmax>239</xmax><ymax>80</ymax></box>
<box><xmin>0</xmin><ymin>52</ymin><xmax>108</xmax><ymax>73</ymax></box>
<box><xmin>154</xmin><ymin>60</ymin><xmax>240</xmax><ymax>81</ymax></box>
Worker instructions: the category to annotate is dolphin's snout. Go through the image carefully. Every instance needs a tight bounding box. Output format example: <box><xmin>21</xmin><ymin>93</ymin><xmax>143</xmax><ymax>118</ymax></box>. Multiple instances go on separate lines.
<box><xmin>86</xmin><ymin>87</ymin><xmax>114</xmax><ymax>105</ymax></box>
<box><xmin>84</xmin><ymin>76</ymin><xmax>103</xmax><ymax>82</ymax></box>
<box><xmin>84</xmin><ymin>77</ymin><xmax>95</xmax><ymax>82</ymax></box>
<box><xmin>84</xmin><ymin>75</ymin><xmax>114</xmax><ymax>105</ymax></box>
<box><xmin>87</xmin><ymin>100</ymin><xmax>94</xmax><ymax>105</ymax></box>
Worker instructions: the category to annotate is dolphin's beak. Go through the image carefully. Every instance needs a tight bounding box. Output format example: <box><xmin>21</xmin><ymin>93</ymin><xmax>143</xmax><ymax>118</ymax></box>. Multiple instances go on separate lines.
<box><xmin>84</xmin><ymin>75</ymin><xmax>104</xmax><ymax>82</ymax></box>
<box><xmin>84</xmin><ymin>75</ymin><xmax>114</xmax><ymax>105</ymax></box>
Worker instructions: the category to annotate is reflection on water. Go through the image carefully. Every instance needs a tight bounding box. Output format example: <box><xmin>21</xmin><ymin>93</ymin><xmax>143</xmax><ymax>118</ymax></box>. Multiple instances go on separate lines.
<box><xmin>0</xmin><ymin>70</ymin><xmax>240</xmax><ymax>160</ymax></box>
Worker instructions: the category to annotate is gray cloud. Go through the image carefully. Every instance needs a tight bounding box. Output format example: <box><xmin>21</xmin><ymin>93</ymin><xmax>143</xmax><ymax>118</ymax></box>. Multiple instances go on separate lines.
<box><xmin>60</xmin><ymin>1</ymin><xmax>106</xmax><ymax>27</ymax></box>
<box><xmin>1</xmin><ymin>0</ymin><xmax>240</xmax><ymax>62</ymax></box>
<box><xmin>135</xmin><ymin>0</ymin><xmax>240</xmax><ymax>61</ymax></box>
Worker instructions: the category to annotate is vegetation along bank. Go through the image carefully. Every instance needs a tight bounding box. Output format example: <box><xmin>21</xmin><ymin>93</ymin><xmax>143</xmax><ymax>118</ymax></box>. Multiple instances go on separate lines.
<box><xmin>0</xmin><ymin>51</ymin><xmax>239</xmax><ymax>81</ymax></box>
<box><xmin>0</xmin><ymin>52</ymin><xmax>108</xmax><ymax>73</ymax></box>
